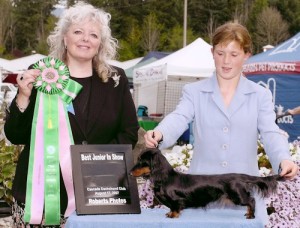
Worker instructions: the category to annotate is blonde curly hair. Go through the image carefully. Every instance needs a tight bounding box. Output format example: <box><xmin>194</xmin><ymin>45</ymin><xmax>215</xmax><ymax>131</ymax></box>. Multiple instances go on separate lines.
<box><xmin>47</xmin><ymin>1</ymin><xmax>118</xmax><ymax>82</ymax></box>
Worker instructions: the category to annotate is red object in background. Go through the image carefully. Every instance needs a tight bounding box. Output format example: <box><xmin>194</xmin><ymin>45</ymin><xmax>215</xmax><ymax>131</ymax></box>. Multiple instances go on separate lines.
<box><xmin>149</xmin><ymin>113</ymin><xmax>163</xmax><ymax>117</ymax></box>
<box><xmin>3</xmin><ymin>74</ymin><xmax>18</xmax><ymax>84</ymax></box>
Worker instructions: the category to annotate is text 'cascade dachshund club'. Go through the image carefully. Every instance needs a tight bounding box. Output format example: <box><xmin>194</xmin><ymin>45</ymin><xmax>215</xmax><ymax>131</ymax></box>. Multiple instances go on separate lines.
<box><xmin>130</xmin><ymin>148</ymin><xmax>284</xmax><ymax>219</ymax></box>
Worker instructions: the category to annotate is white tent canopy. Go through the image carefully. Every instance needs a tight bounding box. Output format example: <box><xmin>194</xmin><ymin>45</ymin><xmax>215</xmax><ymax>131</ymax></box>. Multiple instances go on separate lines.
<box><xmin>0</xmin><ymin>54</ymin><xmax>46</xmax><ymax>73</ymax></box>
<box><xmin>0</xmin><ymin>54</ymin><xmax>142</xmax><ymax>73</ymax></box>
<box><xmin>135</xmin><ymin>37</ymin><xmax>215</xmax><ymax>79</ymax></box>
<box><xmin>109</xmin><ymin>57</ymin><xmax>143</xmax><ymax>70</ymax></box>
<box><xmin>133</xmin><ymin>38</ymin><xmax>215</xmax><ymax>116</ymax></box>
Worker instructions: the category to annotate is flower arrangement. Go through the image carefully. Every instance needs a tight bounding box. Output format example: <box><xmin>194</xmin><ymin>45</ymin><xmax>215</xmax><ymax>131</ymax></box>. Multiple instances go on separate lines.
<box><xmin>163</xmin><ymin>144</ymin><xmax>193</xmax><ymax>173</ymax></box>
<box><xmin>258</xmin><ymin>139</ymin><xmax>300</xmax><ymax>227</ymax></box>
<box><xmin>265</xmin><ymin>159</ymin><xmax>300</xmax><ymax>228</ymax></box>
<box><xmin>258</xmin><ymin>139</ymin><xmax>300</xmax><ymax>176</ymax></box>
<box><xmin>137</xmin><ymin>141</ymin><xmax>300</xmax><ymax>227</ymax></box>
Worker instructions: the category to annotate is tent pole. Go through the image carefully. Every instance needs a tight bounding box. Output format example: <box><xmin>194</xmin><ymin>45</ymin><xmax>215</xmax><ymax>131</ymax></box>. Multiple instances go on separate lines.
<box><xmin>183</xmin><ymin>0</ymin><xmax>187</xmax><ymax>47</ymax></box>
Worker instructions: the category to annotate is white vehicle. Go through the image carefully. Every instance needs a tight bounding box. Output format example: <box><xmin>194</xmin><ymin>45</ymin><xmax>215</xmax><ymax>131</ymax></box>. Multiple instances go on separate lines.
<box><xmin>0</xmin><ymin>83</ymin><xmax>17</xmax><ymax>107</ymax></box>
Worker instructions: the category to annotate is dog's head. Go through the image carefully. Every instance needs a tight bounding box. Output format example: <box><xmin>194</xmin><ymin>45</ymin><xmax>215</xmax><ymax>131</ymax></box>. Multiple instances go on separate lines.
<box><xmin>130</xmin><ymin>148</ymin><xmax>170</xmax><ymax>179</ymax></box>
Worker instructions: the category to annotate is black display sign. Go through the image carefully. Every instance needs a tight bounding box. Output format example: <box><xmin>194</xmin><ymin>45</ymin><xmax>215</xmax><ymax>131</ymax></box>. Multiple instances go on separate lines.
<box><xmin>71</xmin><ymin>144</ymin><xmax>141</xmax><ymax>215</ymax></box>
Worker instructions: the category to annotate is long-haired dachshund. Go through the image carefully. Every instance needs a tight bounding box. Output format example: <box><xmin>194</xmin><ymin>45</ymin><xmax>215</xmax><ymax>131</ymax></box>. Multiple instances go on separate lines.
<box><xmin>130</xmin><ymin>148</ymin><xmax>283</xmax><ymax>218</ymax></box>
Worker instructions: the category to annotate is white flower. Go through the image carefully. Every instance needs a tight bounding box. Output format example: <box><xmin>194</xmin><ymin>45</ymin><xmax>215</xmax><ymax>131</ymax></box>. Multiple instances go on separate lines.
<box><xmin>171</xmin><ymin>145</ymin><xmax>183</xmax><ymax>154</ymax></box>
<box><xmin>291</xmin><ymin>154</ymin><xmax>300</xmax><ymax>161</ymax></box>
<box><xmin>186</xmin><ymin>160</ymin><xmax>191</xmax><ymax>167</ymax></box>
<box><xmin>259</xmin><ymin>167</ymin><xmax>271</xmax><ymax>176</ymax></box>
<box><xmin>164</xmin><ymin>144</ymin><xmax>193</xmax><ymax>173</ymax></box>
<box><xmin>258</xmin><ymin>140</ymin><xmax>300</xmax><ymax>177</ymax></box>
<box><xmin>186</xmin><ymin>144</ymin><xmax>193</xmax><ymax>150</ymax></box>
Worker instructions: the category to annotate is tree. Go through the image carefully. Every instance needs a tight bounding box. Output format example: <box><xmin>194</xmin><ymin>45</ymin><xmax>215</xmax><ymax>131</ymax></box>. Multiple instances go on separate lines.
<box><xmin>229</xmin><ymin>0</ymin><xmax>255</xmax><ymax>25</ymax></box>
<box><xmin>118</xmin><ymin>19</ymin><xmax>143</xmax><ymax>60</ymax></box>
<box><xmin>246</xmin><ymin>0</ymin><xmax>268</xmax><ymax>53</ymax></box>
<box><xmin>189</xmin><ymin>0</ymin><xmax>230</xmax><ymax>42</ymax></box>
<box><xmin>270</xmin><ymin>0</ymin><xmax>300</xmax><ymax>35</ymax></box>
<box><xmin>255</xmin><ymin>7</ymin><xmax>289</xmax><ymax>51</ymax></box>
<box><xmin>141</xmin><ymin>13</ymin><xmax>161</xmax><ymax>52</ymax></box>
<box><xmin>165</xmin><ymin>24</ymin><xmax>197</xmax><ymax>51</ymax></box>
<box><xmin>11</xmin><ymin>0</ymin><xmax>58</xmax><ymax>55</ymax></box>
<box><xmin>0</xmin><ymin>0</ymin><xmax>13</xmax><ymax>56</ymax></box>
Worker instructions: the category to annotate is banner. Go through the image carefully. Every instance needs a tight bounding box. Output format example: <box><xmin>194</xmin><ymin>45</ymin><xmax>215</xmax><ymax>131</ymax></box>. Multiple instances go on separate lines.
<box><xmin>133</xmin><ymin>64</ymin><xmax>167</xmax><ymax>84</ymax></box>
<box><xmin>246</xmin><ymin>74</ymin><xmax>300</xmax><ymax>142</ymax></box>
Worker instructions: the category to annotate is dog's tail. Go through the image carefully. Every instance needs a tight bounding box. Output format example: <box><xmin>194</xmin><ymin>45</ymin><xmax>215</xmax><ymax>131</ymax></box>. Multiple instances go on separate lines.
<box><xmin>247</xmin><ymin>175</ymin><xmax>284</xmax><ymax>197</ymax></box>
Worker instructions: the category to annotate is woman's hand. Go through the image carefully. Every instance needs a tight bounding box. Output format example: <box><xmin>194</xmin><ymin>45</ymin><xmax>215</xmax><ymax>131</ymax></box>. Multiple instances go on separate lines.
<box><xmin>17</xmin><ymin>69</ymin><xmax>40</xmax><ymax>98</ymax></box>
<box><xmin>144</xmin><ymin>130</ymin><xmax>163</xmax><ymax>148</ymax></box>
<box><xmin>16</xmin><ymin>69</ymin><xmax>40</xmax><ymax>111</ymax></box>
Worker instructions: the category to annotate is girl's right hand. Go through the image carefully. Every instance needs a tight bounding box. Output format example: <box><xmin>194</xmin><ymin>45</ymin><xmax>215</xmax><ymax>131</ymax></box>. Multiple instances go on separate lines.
<box><xmin>144</xmin><ymin>130</ymin><xmax>163</xmax><ymax>148</ymax></box>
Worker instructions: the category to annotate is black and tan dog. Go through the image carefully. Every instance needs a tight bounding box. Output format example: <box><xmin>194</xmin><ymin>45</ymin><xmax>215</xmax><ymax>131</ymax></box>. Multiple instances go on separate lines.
<box><xmin>130</xmin><ymin>148</ymin><xmax>283</xmax><ymax>218</ymax></box>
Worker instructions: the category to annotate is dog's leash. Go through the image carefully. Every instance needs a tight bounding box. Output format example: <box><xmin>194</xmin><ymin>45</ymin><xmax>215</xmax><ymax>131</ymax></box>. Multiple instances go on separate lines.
<box><xmin>152</xmin><ymin>131</ymin><xmax>163</xmax><ymax>148</ymax></box>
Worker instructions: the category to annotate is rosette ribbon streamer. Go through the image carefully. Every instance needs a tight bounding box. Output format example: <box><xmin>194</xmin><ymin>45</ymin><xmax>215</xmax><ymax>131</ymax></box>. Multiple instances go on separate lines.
<box><xmin>24</xmin><ymin>57</ymin><xmax>82</xmax><ymax>225</ymax></box>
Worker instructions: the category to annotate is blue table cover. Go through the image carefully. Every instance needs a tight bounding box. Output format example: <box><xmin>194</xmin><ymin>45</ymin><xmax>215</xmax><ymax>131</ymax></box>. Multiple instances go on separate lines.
<box><xmin>65</xmin><ymin>208</ymin><xmax>264</xmax><ymax>228</ymax></box>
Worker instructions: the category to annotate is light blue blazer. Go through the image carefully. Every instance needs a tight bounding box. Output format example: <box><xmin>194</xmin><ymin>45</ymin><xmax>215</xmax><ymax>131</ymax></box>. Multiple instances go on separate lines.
<box><xmin>157</xmin><ymin>73</ymin><xmax>291</xmax><ymax>176</ymax></box>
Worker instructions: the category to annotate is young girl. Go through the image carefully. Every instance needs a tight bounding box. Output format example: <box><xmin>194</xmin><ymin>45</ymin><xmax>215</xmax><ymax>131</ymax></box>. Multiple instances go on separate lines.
<box><xmin>144</xmin><ymin>22</ymin><xmax>298</xmax><ymax>225</ymax></box>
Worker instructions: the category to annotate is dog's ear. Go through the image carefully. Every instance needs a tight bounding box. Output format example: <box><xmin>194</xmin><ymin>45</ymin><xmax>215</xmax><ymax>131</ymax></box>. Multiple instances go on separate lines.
<box><xmin>142</xmin><ymin>148</ymin><xmax>161</xmax><ymax>155</ymax></box>
<box><xmin>150</xmin><ymin>149</ymin><xmax>161</xmax><ymax>167</ymax></box>
<box><xmin>148</xmin><ymin>148</ymin><xmax>171</xmax><ymax>182</ymax></box>
<box><xmin>143</xmin><ymin>148</ymin><xmax>162</xmax><ymax>168</ymax></box>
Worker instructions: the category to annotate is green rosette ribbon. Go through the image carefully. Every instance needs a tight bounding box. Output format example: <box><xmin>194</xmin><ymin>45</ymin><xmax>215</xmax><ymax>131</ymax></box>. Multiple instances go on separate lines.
<box><xmin>24</xmin><ymin>57</ymin><xmax>82</xmax><ymax>225</ymax></box>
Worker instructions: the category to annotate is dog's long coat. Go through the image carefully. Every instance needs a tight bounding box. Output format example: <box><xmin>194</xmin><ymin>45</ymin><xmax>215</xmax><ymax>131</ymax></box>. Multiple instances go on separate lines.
<box><xmin>130</xmin><ymin>148</ymin><xmax>283</xmax><ymax>218</ymax></box>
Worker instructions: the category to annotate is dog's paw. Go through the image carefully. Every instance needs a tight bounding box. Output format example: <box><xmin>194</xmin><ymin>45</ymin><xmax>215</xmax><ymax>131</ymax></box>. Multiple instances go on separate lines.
<box><xmin>244</xmin><ymin>213</ymin><xmax>255</xmax><ymax>219</ymax></box>
<box><xmin>245</xmin><ymin>206</ymin><xmax>255</xmax><ymax>219</ymax></box>
<box><xmin>166</xmin><ymin>211</ymin><xmax>180</xmax><ymax>218</ymax></box>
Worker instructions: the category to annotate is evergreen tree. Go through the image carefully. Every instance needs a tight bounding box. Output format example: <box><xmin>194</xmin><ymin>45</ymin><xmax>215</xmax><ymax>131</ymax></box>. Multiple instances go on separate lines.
<box><xmin>270</xmin><ymin>0</ymin><xmax>300</xmax><ymax>35</ymax></box>
<box><xmin>11</xmin><ymin>0</ymin><xmax>58</xmax><ymax>55</ymax></box>
<box><xmin>0</xmin><ymin>0</ymin><xmax>13</xmax><ymax>57</ymax></box>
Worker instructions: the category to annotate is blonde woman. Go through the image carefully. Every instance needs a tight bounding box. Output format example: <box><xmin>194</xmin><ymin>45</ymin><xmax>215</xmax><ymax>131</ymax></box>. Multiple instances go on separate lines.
<box><xmin>5</xmin><ymin>2</ymin><xmax>139</xmax><ymax>227</ymax></box>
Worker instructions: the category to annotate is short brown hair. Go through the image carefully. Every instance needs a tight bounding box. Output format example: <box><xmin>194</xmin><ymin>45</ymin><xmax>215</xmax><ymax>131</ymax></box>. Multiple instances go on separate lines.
<box><xmin>212</xmin><ymin>22</ymin><xmax>252</xmax><ymax>54</ymax></box>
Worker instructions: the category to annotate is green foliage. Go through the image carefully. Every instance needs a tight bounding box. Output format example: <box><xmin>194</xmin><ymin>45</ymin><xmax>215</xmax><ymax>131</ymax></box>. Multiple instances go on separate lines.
<box><xmin>141</xmin><ymin>12</ymin><xmax>162</xmax><ymax>52</ymax></box>
<box><xmin>270</xmin><ymin>0</ymin><xmax>300</xmax><ymax>35</ymax></box>
<box><xmin>257</xmin><ymin>140</ymin><xmax>272</xmax><ymax>169</ymax></box>
<box><xmin>8</xmin><ymin>0</ymin><xmax>58</xmax><ymax>55</ymax></box>
<box><xmin>0</xmin><ymin>136</ymin><xmax>22</xmax><ymax>205</ymax></box>
<box><xmin>118</xmin><ymin>40</ymin><xmax>140</xmax><ymax>61</ymax></box>
<box><xmin>189</xmin><ymin>0</ymin><xmax>232</xmax><ymax>41</ymax></box>
<box><xmin>35</xmin><ymin>40</ymin><xmax>49</xmax><ymax>55</ymax></box>
<box><xmin>0</xmin><ymin>45</ymin><xmax>5</xmax><ymax>56</ymax></box>
<box><xmin>164</xmin><ymin>25</ymin><xmax>197</xmax><ymax>51</ymax></box>
<box><xmin>0</xmin><ymin>101</ymin><xmax>22</xmax><ymax>205</ymax></box>
<box><xmin>117</xmin><ymin>19</ymin><xmax>144</xmax><ymax>60</ymax></box>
